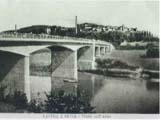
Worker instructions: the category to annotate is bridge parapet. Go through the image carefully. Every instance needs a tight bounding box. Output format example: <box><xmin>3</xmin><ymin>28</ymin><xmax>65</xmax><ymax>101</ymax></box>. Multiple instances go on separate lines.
<box><xmin>0</xmin><ymin>33</ymin><xmax>92</xmax><ymax>41</ymax></box>
<box><xmin>0</xmin><ymin>33</ymin><xmax>114</xmax><ymax>48</ymax></box>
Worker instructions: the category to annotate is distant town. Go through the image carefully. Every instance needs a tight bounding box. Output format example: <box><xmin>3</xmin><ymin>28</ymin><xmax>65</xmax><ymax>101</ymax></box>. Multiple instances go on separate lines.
<box><xmin>79</xmin><ymin>23</ymin><xmax>137</xmax><ymax>33</ymax></box>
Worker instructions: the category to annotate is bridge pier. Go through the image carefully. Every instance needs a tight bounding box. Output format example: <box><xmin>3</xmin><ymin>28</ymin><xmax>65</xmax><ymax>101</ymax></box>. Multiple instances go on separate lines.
<box><xmin>78</xmin><ymin>43</ymin><xmax>95</xmax><ymax>70</ymax></box>
<box><xmin>105</xmin><ymin>45</ymin><xmax>110</xmax><ymax>53</ymax></box>
<box><xmin>95</xmin><ymin>46</ymin><xmax>100</xmax><ymax>57</ymax></box>
<box><xmin>51</xmin><ymin>47</ymin><xmax>78</xmax><ymax>83</ymax></box>
<box><xmin>100</xmin><ymin>46</ymin><xmax>105</xmax><ymax>55</ymax></box>
<box><xmin>24</xmin><ymin>56</ymin><xmax>31</xmax><ymax>101</ymax></box>
<box><xmin>0</xmin><ymin>51</ymin><xmax>31</xmax><ymax>101</ymax></box>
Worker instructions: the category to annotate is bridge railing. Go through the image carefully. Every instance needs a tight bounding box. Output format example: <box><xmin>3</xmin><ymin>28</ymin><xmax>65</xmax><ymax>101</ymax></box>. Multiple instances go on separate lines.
<box><xmin>0</xmin><ymin>32</ymin><xmax>91</xmax><ymax>41</ymax></box>
<box><xmin>0</xmin><ymin>32</ymin><xmax>112</xmax><ymax>46</ymax></box>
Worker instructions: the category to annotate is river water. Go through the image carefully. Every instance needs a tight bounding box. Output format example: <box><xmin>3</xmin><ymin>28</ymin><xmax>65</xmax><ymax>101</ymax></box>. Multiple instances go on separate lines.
<box><xmin>30</xmin><ymin>72</ymin><xmax>159</xmax><ymax>113</ymax></box>
<box><xmin>30</xmin><ymin>49</ymin><xmax>159</xmax><ymax>113</ymax></box>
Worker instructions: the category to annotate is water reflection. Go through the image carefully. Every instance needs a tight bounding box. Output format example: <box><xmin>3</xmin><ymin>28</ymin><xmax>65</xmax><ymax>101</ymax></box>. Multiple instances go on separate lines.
<box><xmin>51</xmin><ymin>77</ymin><xmax>78</xmax><ymax>96</ymax></box>
<box><xmin>78</xmin><ymin>73</ymin><xmax>104</xmax><ymax>101</ymax></box>
<box><xmin>30</xmin><ymin>72</ymin><xmax>159</xmax><ymax>113</ymax></box>
<box><xmin>88</xmin><ymin>75</ymin><xmax>159</xmax><ymax>113</ymax></box>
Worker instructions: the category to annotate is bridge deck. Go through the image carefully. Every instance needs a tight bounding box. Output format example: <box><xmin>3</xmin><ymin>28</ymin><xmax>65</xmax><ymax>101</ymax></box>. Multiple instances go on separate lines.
<box><xmin>0</xmin><ymin>33</ymin><xmax>111</xmax><ymax>46</ymax></box>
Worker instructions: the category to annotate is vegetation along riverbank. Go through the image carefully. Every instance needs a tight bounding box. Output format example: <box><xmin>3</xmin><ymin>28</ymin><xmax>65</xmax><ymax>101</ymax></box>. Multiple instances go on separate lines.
<box><xmin>0</xmin><ymin>86</ymin><xmax>94</xmax><ymax>113</ymax></box>
<box><xmin>81</xmin><ymin>58</ymin><xmax>159</xmax><ymax>80</ymax></box>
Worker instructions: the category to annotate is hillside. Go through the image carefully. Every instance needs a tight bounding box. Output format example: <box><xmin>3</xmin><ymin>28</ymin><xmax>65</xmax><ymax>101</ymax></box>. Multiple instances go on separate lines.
<box><xmin>1</xmin><ymin>23</ymin><xmax>159</xmax><ymax>47</ymax></box>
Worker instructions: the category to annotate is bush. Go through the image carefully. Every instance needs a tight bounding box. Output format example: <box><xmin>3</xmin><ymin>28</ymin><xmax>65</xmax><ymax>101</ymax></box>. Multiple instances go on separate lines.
<box><xmin>44</xmin><ymin>90</ymin><xmax>94</xmax><ymax>113</ymax></box>
<box><xmin>96</xmin><ymin>58</ymin><xmax>137</xmax><ymax>70</ymax></box>
<box><xmin>0</xmin><ymin>87</ymin><xmax>94</xmax><ymax>113</ymax></box>
<box><xmin>118</xmin><ymin>44</ymin><xmax>146</xmax><ymax>50</ymax></box>
<box><xmin>4</xmin><ymin>91</ymin><xmax>28</xmax><ymax>109</ymax></box>
<box><xmin>27</xmin><ymin>100</ymin><xmax>44</xmax><ymax>113</ymax></box>
<box><xmin>96</xmin><ymin>59</ymin><xmax>113</xmax><ymax>69</ymax></box>
<box><xmin>0</xmin><ymin>87</ymin><xmax>28</xmax><ymax>112</ymax></box>
<box><xmin>146</xmin><ymin>47</ymin><xmax>159</xmax><ymax>58</ymax></box>
<box><xmin>0</xmin><ymin>102</ymin><xmax>16</xmax><ymax>112</ymax></box>
<box><xmin>0</xmin><ymin>86</ymin><xmax>7</xmax><ymax>101</ymax></box>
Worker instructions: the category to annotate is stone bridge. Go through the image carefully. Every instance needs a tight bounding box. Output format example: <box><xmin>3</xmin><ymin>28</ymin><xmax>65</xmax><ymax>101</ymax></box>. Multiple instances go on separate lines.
<box><xmin>0</xmin><ymin>33</ymin><xmax>114</xmax><ymax>101</ymax></box>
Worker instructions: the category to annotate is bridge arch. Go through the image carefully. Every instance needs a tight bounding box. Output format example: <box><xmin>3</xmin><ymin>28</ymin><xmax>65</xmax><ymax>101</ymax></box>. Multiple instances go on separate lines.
<box><xmin>0</xmin><ymin>48</ymin><xmax>28</xmax><ymax>56</ymax></box>
<box><xmin>0</xmin><ymin>44</ymin><xmax>85</xmax><ymax>57</ymax></box>
<box><xmin>77</xmin><ymin>44</ymin><xmax>95</xmax><ymax>70</ymax></box>
<box><xmin>77</xmin><ymin>45</ymin><xmax>90</xmax><ymax>59</ymax></box>
<box><xmin>30</xmin><ymin>44</ymin><xmax>76</xmax><ymax>55</ymax></box>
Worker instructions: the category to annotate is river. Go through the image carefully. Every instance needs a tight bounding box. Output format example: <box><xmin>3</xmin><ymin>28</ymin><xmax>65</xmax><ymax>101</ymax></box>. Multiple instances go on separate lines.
<box><xmin>30</xmin><ymin>49</ymin><xmax>159</xmax><ymax>113</ymax></box>
<box><xmin>30</xmin><ymin>72</ymin><xmax>159</xmax><ymax>113</ymax></box>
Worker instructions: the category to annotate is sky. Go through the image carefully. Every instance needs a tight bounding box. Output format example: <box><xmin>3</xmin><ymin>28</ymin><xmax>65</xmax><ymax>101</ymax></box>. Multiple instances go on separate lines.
<box><xmin>0</xmin><ymin>0</ymin><xmax>159</xmax><ymax>36</ymax></box>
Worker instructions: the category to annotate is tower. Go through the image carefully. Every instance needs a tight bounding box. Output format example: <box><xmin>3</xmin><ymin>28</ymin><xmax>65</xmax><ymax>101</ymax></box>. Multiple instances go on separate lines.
<box><xmin>75</xmin><ymin>16</ymin><xmax>78</xmax><ymax>35</ymax></box>
<box><xmin>15</xmin><ymin>24</ymin><xmax>17</xmax><ymax>33</ymax></box>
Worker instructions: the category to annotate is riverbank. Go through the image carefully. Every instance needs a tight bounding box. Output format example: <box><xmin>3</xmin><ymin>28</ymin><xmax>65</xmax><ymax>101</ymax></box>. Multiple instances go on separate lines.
<box><xmin>81</xmin><ymin>58</ymin><xmax>159</xmax><ymax>80</ymax></box>
<box><xmin>79</xmin><ymin>69</ymin><xmax>140</xmax><ymax>79</ymax></box>
<box><xmin>29</xmin><ymin>49</ymin><xmax>159</xmax><ymax>80</ymax></box>
<box><xmin>104</xmin><ymin>50</ymin><xmax>159</xmax><ymax>70</ymax></box>
<box><xmin>92</xmin><ymin>58</ymin><xmax>142</xmax><ymax>79</ymax></box>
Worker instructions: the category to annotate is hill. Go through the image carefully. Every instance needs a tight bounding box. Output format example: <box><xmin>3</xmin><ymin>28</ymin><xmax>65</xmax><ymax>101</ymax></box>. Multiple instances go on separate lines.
<box><xmin>1</xmin><ymin>23</ymin><xmax>159</xmax><ymax>47</ymax></box>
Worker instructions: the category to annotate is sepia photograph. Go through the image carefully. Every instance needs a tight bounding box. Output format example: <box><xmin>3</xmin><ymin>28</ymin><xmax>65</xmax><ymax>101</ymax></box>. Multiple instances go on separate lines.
<box><xmin>0</xmin><ymin>0</ymin><xmax>159</xmax><ymax>119</ymax></box>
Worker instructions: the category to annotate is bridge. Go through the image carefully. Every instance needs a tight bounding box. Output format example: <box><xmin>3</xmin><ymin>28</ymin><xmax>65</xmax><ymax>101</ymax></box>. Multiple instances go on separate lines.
<box><xmin>0</xmin><ymin>33</ymin><xmax>114</xmax><ymax>101</ymax></box>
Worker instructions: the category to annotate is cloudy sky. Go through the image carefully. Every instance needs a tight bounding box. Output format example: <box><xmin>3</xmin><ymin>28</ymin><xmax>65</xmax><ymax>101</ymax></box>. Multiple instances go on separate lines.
<box><xmin>0</xmin><ymin>0</ymin><xmax>159</xmax><ymax>36</ymax></box>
